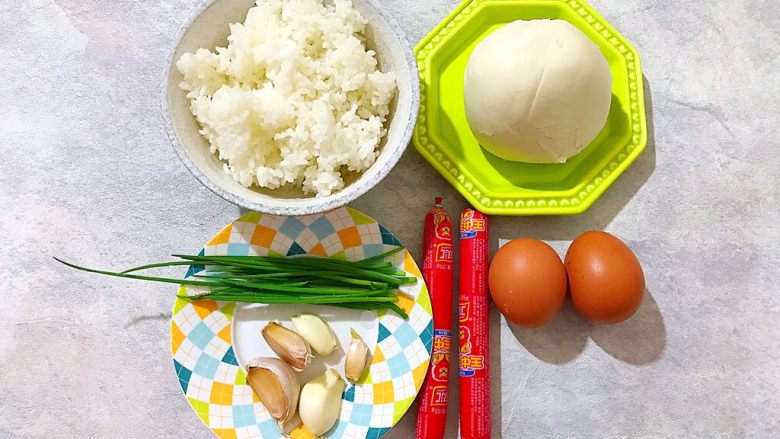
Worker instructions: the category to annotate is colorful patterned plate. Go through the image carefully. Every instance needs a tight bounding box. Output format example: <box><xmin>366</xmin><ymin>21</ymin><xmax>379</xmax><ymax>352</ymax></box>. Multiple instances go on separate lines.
<box><xmin>170</xmin><ymin>208</ymin><xmax>433</xmax><ymax>439</ymax></box>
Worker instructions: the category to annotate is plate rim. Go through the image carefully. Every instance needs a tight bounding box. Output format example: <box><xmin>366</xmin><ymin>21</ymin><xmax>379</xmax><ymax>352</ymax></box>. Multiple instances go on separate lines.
<box><xmin>169</xmin><ymin>208</ymin><xmax>433</xmax><ymax>439</ymax></box>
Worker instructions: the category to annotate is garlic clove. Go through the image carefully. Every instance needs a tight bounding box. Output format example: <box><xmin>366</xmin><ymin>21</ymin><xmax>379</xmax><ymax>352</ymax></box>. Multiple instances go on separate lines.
<box><xmin>291</xmin><ymin>312</ymin><xmax>338</xmax><ymax>356</ymax></box>
<box><xmin>262</xmin><ymin>322</ymin><xmax>312</xmax><ymax>371</ymax></box>
<box><xmin>245</xmin><ymin>357</ymin><xmax>300</xmax><ymax>430</ymax></box>
<box><xmin>299</xmin><ymin>369</ymin><xmax>346</xmax><ymax>436</ymax></box>
<box><xmin>344</xmin><ymin>328</ymin><xmax>371</xmax><ymax>383</ymax></box>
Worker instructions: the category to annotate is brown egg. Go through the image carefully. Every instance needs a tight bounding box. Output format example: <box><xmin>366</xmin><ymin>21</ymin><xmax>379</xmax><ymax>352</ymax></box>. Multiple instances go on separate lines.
<box><xmin>565</xmin><ymin>231</ymin><xmax>645</xmax><ymax>324</ymax></box>
<box><xmin>488</xmin><ymin>238</ymin><xmax>567</xmax><ymax>328</ymax></box>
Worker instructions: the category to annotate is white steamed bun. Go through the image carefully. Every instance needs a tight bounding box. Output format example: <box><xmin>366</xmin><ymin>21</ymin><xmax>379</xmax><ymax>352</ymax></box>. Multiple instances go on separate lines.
<box><xmin>464</xmin><ymin>19</ymin><xmax>612</xmax><ymax>163</ymax></box>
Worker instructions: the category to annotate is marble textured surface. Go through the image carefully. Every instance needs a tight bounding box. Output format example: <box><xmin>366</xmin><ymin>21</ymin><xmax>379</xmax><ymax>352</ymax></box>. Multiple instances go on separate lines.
<box><xmin>1</xmin><ymin>0</ymin><xmax>778</xmax><ymax>438</ymax></box>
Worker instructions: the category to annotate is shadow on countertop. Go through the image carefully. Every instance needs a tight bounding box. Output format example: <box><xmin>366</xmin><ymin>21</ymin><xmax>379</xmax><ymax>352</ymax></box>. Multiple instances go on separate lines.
<box><xmin>490</xmin><ymin>302</ymin><xmax>503</xmax><ymax>437</ymax></box>
<box><xmin>508</xmin><ymin>300</ymin><xmax>590</xmax><ymax>364</ymax></box>
<box><xmin>509</xmin><ymin>289</ymin><xmax>666</xmax><ymax>365</ymax></box>
<box><xmin>589</xmin><ymin>289</ymin><xmax>667</xmax><ymax>365</ymax></box>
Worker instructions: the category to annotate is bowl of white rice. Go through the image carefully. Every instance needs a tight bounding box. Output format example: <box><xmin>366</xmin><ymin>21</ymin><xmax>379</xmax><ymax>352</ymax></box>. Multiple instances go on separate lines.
<box><xmin>163</xmin><ymin>0</ymin><xmax>419</xmax><ymax>215</ymax></box>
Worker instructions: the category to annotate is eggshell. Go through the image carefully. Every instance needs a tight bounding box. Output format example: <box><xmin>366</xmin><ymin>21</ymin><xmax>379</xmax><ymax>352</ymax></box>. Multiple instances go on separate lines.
<box><xmin>565</xmin><ymin>231</ymin><xmax>645</xmax><ymax>324</ymax></box>
<box><xmin>488</xmin><ymin>238</ymin><xmax>567</xmax><ymax>328</ymax></box>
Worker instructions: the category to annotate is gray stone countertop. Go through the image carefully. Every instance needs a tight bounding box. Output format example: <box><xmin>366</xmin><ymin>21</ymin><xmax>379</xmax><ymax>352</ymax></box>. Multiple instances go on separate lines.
<box><xmin>1</xmin><ymin>0</ymin><xmax>778</xmax><ymax>437</ymax></box>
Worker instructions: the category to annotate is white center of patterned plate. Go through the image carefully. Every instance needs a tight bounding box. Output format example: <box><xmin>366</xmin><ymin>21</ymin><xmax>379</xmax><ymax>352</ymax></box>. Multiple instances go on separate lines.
<box><xmin>233</xmin><ymin>304</ymin><xmax>379</xmax><ymax>385</ymax></box>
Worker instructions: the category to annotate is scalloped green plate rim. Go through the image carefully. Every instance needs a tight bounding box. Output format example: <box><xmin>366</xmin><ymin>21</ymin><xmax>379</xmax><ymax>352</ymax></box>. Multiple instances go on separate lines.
<box><xmin>413</xmin><ymin>0</ymin><xmax>647</xmax><ymax>215</ymax></box>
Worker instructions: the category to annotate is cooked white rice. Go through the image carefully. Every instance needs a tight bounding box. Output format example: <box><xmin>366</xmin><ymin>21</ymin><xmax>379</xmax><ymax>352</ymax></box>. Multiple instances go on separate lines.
<box><xmin>177</xmin><ymin>0</ymin><xmax>396</xmax><ymax>197</ymax></box>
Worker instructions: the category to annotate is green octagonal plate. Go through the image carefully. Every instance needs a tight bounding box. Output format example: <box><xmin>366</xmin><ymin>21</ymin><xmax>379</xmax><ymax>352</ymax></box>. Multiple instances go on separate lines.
<box><xmin>413</xmin><ymin>0</ymin><xmax>647</xmax><ymax>215</ymax></box>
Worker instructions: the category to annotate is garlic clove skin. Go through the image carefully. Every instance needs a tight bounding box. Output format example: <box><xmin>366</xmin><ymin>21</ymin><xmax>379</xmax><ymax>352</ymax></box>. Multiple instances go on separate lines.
<box><xmin>344</xmin><ymin>328</ymin><xmax>371</xmax><ymax>383</ymax></box>
<box><xmin>291</xmin><ymin>312</ymin><xmax>338</xmax><ymax>356</ymax></box>
<box><xmin>245</xmin><ymin>357</ymin><xmax>300</xmax><ymax>430</ymax></box>
<box><xmin>262</xmin><ymin>322</ymin><xmax>313</xmax><ymax>371</ymax></box>
<box><xmin>299</xmin><ymin>369</ymin><xmax>346</xmax><ymax>436</ymax></box>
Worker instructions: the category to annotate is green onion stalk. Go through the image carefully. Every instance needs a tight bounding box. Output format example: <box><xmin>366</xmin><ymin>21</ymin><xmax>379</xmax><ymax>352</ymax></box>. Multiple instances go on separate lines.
<box><xmin>54</xmin><ymin>246</ymin><xmax>413</xmax><ymax>318</ymax></box>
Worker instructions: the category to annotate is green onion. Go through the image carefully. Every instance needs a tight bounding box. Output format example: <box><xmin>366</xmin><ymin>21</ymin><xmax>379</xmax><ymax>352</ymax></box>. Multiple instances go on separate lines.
<box><xmin>53</xmin><ymin>246</ymin><xmax>413</xmax><ymax>319</ymax></box>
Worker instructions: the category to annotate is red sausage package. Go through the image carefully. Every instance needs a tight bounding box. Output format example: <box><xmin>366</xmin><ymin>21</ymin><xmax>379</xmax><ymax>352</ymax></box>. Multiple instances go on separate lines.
<box><xmin>416</xmin><ymin>198</ymin><xmax>455</xmax><ymax>439</ymax></box>
<box><xmin>458</xmin><ymin>208</ymin><xmax>490</xmax><ymax>439</ymax></box>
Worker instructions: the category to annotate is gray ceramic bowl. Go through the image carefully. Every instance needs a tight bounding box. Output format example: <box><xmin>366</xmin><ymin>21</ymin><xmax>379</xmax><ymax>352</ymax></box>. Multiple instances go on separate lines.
<box><xmin>162</xmin><ymin>0</ymin><xmax>419</xmax><ymax>216</ymax></box>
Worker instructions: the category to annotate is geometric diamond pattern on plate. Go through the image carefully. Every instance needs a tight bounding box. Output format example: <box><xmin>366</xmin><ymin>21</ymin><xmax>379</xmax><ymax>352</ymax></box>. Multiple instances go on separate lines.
<box><xmin>343</xmin><ymin>385</ymin><xmax>356</xmax><ymax>402</ymax></box>
<box><xmin>309</xmin><ymin>216</ymin><xmax>337</xmax><ymax>240</ymax></box>
<box><xmin>285</xmin><ymin>241</ymin><xmax>307</xmax><ymax>257</ymax></box>
<box><xmin>171</xmin><ymin>207</ymin><xmax>433</xmax><ymax>438</ymax></box>
<box><xmin>278</xmin><ymin>217</ymin><xmax>306</xmax><ymax>239</ymax></box>
<box><xmin>377</xmin><ymin>323</ymin><xmax>392</xmax><ymax>343</ymax></box>
<box><xmin>378</xmin><ymin>224</ymin><xmax>402</xmax><ymax>246</ymax></box>
<box><xmin>366</xmin><ymin>427</ymin><xmax>391</xmax><ymax>439</ymax></box>
<box><xmin>221</xmin><ymin>347</ymin><xmax>238</xmax><ymax>366</ymax></box>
